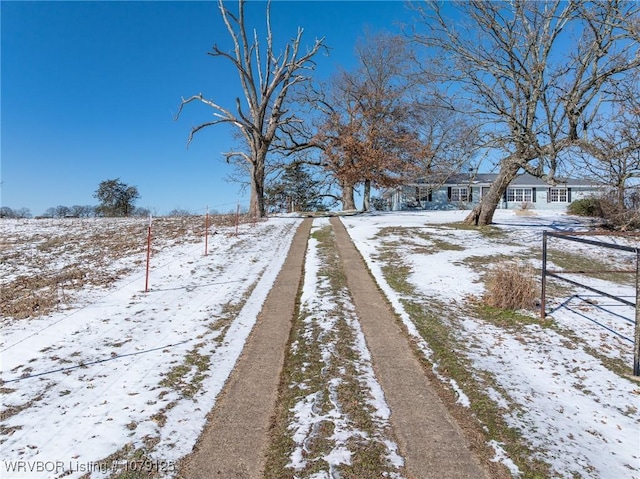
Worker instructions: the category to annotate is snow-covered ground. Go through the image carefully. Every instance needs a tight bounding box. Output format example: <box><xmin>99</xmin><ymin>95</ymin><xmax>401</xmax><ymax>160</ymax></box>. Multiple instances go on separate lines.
<box><xmin>1</xmin><ymin>217</ymin><xmax>300</xmax><ymax>478</ymax></box>
<box><xmin>2</xmin><ymin>210</ymin><xmax>638</xmax><ymax>479</ymax></box>
<box><xmin>342</xmin><ymin>209</ymin><xmax>640</xmax><ymax>479</ymax></box>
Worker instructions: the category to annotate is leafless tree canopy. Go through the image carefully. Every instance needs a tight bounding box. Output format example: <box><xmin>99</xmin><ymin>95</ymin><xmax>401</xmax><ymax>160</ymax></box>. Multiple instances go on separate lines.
<box><xmin>175</xmin><ymin>0</ymin><xmax>324</xmax><ymax>218</ymax></box>
<box><xmin>410</xmin><ymin>0</ymin><xmax>640</xmax><ymax>225</ymax></box>
<box><xmin>575</xmin><ymin>72</ymin><xmax>640</xmax><ymax>207</ymax></box>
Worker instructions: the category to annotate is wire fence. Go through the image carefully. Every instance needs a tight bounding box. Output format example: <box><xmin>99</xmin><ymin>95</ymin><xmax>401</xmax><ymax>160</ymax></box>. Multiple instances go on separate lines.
<box><xmin>0</xmin><ymin>208</ymin><xmax>265</xmax><ymax>324</ymax></box>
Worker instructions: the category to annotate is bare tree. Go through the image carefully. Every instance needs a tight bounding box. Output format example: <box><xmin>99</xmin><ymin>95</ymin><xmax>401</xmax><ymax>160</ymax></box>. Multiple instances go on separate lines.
<box><xmin>0</xmin><ymin>207</ymin><xmax>16</xmax><ymax>218</ymax></box>
<box><xmin>167</xmin><ymin>208</ymin><xmax>193</xmax><ymax>217</ymax></box>
<box><xmin>576</xmin><ymin>76</ymin><xmax>640</xmax><ymax>208</ymax></box>
<box><xmin>134</xmin><ymin>207</ymin><xmax>152</xmax><ymax>218</ymax></box>
<box><xmin>14</xmin><ymin>207</ymin><xmax>32</xmax><ymax>219</ymax></box>
<box><xmin>411</xmin><ymin>100</ymin><xmax>480</xmax><ymax>199</ymax></box>
<box><xmin>175</xmin><ymin>0</ymin><xmax>324</xmax><ymax>218</ymax></box>
<box><xmin>55</xmin><ymin>205</ymin><xmax>71</xmax><ymax>218</ymax></box>
<box><xmin>411</xmin><ymin>0</ymin><xmax>640</xmax><ymax>225</ymax></box>
<box><xmin>70</xmin><ymin>205</ymin><xmax>95</xmax><ymax>218</ymax></box>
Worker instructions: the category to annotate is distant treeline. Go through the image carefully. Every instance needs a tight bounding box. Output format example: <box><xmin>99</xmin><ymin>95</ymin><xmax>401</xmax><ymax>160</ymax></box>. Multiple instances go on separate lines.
<box><xmin>0</xmin><ymin>205</ymin><xmax>153</xmax><ymax>219</ymax></box>
<box><xmin>0</xmin><ymin>206</ymin><xmax>241</xmax><ymax>219</ymax></box>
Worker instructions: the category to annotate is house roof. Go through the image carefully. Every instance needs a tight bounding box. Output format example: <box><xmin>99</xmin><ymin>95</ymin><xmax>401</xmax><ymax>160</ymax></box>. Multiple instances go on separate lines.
<box><xmin>414</xmin><ymin>172</ymin><xmax>599</xmax><ymax>188</ymax></box>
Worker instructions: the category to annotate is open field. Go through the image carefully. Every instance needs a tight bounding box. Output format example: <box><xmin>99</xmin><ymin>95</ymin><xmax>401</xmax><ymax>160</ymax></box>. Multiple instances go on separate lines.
<box><xmin>1</xmin><ymin>210</ymin><xmax>638</xmax><ymax>478</ymax></box>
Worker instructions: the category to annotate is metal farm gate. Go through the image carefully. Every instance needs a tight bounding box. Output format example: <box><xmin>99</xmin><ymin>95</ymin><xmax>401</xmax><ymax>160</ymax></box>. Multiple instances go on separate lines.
<box><xmin>541</xmin><ymin>231</ymin><xmax>640</xmax><ymax>376</ymax></box>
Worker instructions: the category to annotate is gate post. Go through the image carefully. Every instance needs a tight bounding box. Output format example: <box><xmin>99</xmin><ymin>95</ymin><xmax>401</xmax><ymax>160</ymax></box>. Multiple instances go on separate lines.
<box><xmin>541</xmin><ymin>231</ymin><xmax>548</xmax><ymax>319</ymax></box>
<box><xmin>634</xmin><ymin>248</ymin><xmax>640</xmax><ymax>376</ymax></box>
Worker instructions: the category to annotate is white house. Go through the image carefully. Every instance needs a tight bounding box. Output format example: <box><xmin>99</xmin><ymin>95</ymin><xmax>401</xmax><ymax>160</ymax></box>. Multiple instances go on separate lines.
<box><xmin>385</xmin><ymin>173</ymin><xmax>602</xmax><ymax>211</ymax></box>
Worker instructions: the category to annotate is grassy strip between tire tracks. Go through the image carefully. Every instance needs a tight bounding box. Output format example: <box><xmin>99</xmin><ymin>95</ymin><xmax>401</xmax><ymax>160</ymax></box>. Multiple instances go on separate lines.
<box><xmin>265</xmin><ymin>224</ymin><xmax>405</xmax><ymax>479</ymax></box>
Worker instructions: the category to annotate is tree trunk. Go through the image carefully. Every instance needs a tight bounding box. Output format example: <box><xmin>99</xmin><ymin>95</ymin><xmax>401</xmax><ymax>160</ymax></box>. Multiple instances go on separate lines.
<box><xmin>341</xmin><ymin>182</ymin><xmax>356</xmax><ymax>211</ymax></box>
<box><xmin>617</xmin><ymin>182</ymin><xmax>626</xmax><ymax>209</ymax></box>
<box><xmin>249</xmin><ymin>156</ymin><xmax>267</xmax><ymax>218</ymax></box>
<box><xmin>464</xmin><ymin>160</ymin><xmax>521</xmax><ymax>226</ymax></box>
<box><xmin>362</xmin><ymin>179</ymin><xmax>371</xmax><ymax>211</ymax></box>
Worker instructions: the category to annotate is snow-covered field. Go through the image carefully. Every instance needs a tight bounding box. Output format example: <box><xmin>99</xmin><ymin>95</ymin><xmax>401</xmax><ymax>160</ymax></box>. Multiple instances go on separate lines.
<box><xmin>1</xmin><ymin>210</ymin><xmax>638</xmax><ymax>479</ymax></box>
<box><xmin>1</xmin><ymin>217</ymin><xmax>300</xmax><ymax>478</ymax></box>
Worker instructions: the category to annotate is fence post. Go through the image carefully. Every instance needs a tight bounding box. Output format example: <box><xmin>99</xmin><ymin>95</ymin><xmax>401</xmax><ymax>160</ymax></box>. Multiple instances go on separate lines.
<box><xmin>541</xmin><ymin>231</ymin><xmax>548</xmax><ymax>319</ymax></box>
<box><xmin>235</xmin><ymin>203</ymin><xmax>240</xmax><ymax>237</ymax></box>
<box><xmin>634</xmin><ymin>248</ymin><xmax>640</xmax><ymax>376</ymax></box>
<box><xmin>144</xmin><ymin>214</ymin><xmax>152</xmax><ymax>293</ymax></box>
<box><xmin>204</xmin><ymin>206</ymin><xmax>209</xmax><ymax>256</ymax></box>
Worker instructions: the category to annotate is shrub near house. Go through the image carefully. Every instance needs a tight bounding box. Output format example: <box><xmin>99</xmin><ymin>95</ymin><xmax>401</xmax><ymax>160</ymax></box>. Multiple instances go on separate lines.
<box><xmin>569</xmin><ymin>196</ymin><xmax>640</xmax><ymax>231</ymax></box>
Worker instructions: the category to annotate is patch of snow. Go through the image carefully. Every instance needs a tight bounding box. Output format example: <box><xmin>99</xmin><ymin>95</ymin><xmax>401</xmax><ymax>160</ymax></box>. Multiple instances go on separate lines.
<box><xmin>488</xmin><ymin>440</ymin><xmax>521</xmax><ymax>477</ymax></box>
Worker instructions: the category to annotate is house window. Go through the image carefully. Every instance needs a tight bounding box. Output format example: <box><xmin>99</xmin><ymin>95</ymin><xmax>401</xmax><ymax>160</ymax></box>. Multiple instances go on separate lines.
<box><xmin>507</xmin><ymin>188</ymin><xmax>533</xmax><ymax>202</ymax></box>
<box><xmin>417</xmin><ymin>186</ymin><xmax>432</xmax><ymax>203</ymax></box>
<box><xmin>549</xmin><ymin>188</ymin><xmax>568</xmax><ymax>202</ymax></box>
<box><xmin>450</xmin><ymin>187</ymin><xmax>469</xmax><ymax>202</ymax></box>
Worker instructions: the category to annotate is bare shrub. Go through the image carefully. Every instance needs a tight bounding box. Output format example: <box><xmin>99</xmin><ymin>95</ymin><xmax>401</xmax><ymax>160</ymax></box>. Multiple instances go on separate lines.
<box><xmin>597</xmin><ymin>195</ymin><xmax>640</xmax><ymax>231</ymax></box>
<box><xmin>569</xmin><ymin>193</ymin><xmax>640</xmax><ymax>231</ymax></box>
<box><xmin>483</xmin><ymin>261</ymin><xmax>538</xmax><ymax>311</ymax></box>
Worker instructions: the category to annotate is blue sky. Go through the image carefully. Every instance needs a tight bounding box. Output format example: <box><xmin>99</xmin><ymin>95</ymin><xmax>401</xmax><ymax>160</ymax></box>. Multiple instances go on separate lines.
<box><xmin>2</xmin><ymin>1</ymin><xmax>414</xmax><ymax>216</ymax></box>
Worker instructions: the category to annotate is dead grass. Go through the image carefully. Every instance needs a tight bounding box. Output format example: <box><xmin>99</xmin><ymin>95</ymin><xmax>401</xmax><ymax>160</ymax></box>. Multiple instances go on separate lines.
<box><xmin>0</xmin><ymin>387</ymin><xmax>53</xmax><ymax>443</ymax></box>
<box><xmin>159</xmin><ymin>344</ymin><xmax>210</xmax><ymax>399</ymax></box>
<box><xmin>88</xmin><ymin>439</ymin><xmax>174</xmax><ymax>479</ymax></box>
<box><xmin>441</xmin><ymin>222</ymin><xmax>510</xmax><ymax>240</ymax></box>
<box><xmin>483</xmin><ymin>261</ymin><xmax>538</xmax><ymax>311</ymax></box>
<box><xmin>373</xmin><ymin>227</ymin><xmax>467</xmax><ymax>255</ymax></box>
